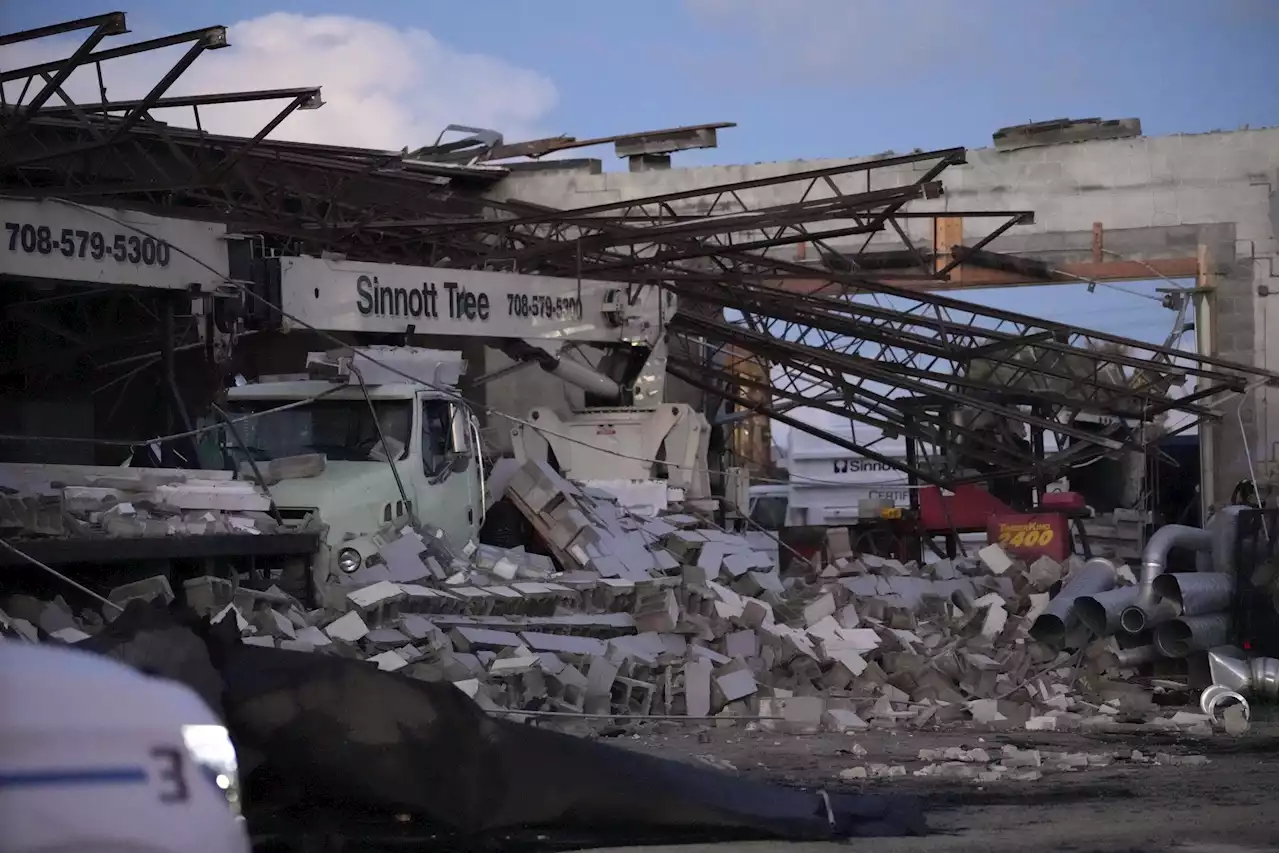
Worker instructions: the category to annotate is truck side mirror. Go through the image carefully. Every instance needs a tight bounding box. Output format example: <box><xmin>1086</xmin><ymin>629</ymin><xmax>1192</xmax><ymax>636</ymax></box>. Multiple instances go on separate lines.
<box><xmin>449</xmin><ymin>402</ymin><xmax>470</xmax><ymax>454</ymax></box>
<box><xmin>447</xmin><ymin>402</ymin><xmax>473</xmax><ymax>474</ymax></box>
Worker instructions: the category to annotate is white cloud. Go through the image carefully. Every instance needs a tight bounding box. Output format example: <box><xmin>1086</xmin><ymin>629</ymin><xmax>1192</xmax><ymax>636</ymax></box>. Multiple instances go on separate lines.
<box><xmin>1</xmin><ymin>13</ymin><xmax>559</xmax><ymax>150</ymax></box>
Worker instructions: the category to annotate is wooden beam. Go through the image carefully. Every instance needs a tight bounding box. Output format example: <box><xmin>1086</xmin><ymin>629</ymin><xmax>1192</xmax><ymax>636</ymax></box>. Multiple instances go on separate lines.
<box><xmin>933</xmin><ymin>216</ymin><xmax>964</xmax><ymax>274</ymax></box>
<box><xmin>725</xmin><ymin>344</ymin><xmax>773</xmax><ymax>474</ymax></box>
<box><xmin>774</xmin><ymin>256</ymin><xmax>1200</xmax><ymax>294</ymax></box>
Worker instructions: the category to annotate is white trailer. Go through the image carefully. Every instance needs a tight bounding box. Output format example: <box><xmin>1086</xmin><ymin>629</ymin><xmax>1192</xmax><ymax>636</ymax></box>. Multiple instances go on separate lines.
<box><xmin>750</xmin><ymin>425</ymin><xmax>910</xmax><ymax>528</ymax></box>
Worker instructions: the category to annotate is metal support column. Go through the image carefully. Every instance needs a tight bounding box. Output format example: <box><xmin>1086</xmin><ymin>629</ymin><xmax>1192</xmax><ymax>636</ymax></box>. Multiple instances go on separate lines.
<box><xmin>161</xmin><ymin>295</ymin><xmax>200</xmax><ymax>467</ymax></box>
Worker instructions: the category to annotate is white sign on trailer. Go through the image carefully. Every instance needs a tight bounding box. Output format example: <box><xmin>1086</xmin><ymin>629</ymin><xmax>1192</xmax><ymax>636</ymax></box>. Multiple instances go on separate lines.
<box><xmin>277</xmin><ymin>255</ymin><xmax>667</xmax><ymax>343</ymax></box>
<box><xmin>0</xmin><ymin>198</ymin><xmax>229</xmax><ymax>290</ymax></box>
<box><xmin>785</xmin><ymin>425</ymin><xmax>912</xmax><ymax>525</ymax></box>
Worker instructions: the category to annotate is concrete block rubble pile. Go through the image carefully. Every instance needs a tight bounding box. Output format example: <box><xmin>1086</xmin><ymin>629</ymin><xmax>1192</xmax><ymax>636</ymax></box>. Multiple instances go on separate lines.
<box><xmin>0</xmin><ymin>460</ymin><xmax>311</xmax><ymax>539</ymax></box>
<box><xmin>0</xmin><ymin>460</ymin><xmax>1266</xmax><ymax>736</ymax></box>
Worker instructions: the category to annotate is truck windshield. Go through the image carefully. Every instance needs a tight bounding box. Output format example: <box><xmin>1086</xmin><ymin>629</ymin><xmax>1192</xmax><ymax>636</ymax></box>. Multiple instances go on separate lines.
<box><xmin>749</xmin><ymin>495</ymin><xmax>789</xmax><ymax>530</ymax></box>
<box><xmin>223</xmin><ymin>399</ymin><xmax>412</xmax><ymax>463</ymax></box>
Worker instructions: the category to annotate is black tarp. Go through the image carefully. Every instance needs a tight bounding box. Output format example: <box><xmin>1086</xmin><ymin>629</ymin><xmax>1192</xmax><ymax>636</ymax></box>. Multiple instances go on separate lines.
<box><xmin>84</xmin><ymin>601</ymin><xmax>927</xmax><ymax>845</ymax></box>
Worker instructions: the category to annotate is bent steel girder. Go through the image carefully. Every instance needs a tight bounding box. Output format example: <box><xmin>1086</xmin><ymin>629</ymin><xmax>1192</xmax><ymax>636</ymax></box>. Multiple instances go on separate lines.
<box><xmin>450</xmin><ymin>152</ymin><xmax>1252</xmax><ymax>378</ymax></box>
<box><xmin>1</xmin><ymin>13</ymin><xmax>505</xmax><ymax>265</ymax></box>
<box><xmin>492</xmin><ymin>182</ymin><xmax>942</xmax><ymax>271</ymax></box>
<box><xmin>1</xmin><ymin>19</ymin><xmax>1024</xmax><ymax>281</ymax></box>
<box><xmin>5</xmin><ymin>13</ymin><xmax>1276</xmax><ymax>489</ymax></box>
<box><xmin>0</xmin><ymin>12</ymin><xmax>127</xmax><ymax>136</ymax></box>
<box><xmin>4</xmin><ymin>119</ymin><xmax>502</xmax><ymax>262</ymax></box>
<box><xmin>661</xmin><ymin>277</ymin><xmax>1261</xmax><ymax>483</ymax></box>
<box><xmin>454</xmin><ymin>161</ymin><xmax>1273</xmax><ymax>480</ymax></box>
<box><xmin>464</xmin><ymin>148</ymin><xmax>972</xmax><ymax>276</ymax></box>
<box><xmin>666</xmin><ymin>346</ymin><xmax>1041</xmax><ymax>485</ymax></box>
<box><xmin>665</xmin><ymin>312</ymin><xmax>1134</xmax><ymax>485</ymax></box>
<box><xmin>666</xmin><ymin>358</ymin><xmax>954</xmax><ymax>488</ymax></box>
<box><xmin>676</xmin><ymin>278</ymin><xmax>1225</xmax><ymax>418</ymax></box>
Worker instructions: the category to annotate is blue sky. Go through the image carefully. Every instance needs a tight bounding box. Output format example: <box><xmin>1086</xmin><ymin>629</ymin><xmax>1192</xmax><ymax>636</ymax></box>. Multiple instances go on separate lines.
<box><xmin>8</xmin><ymin>0</ymin><xmax>1277</xmax><ymax>165</ymax></box>
<box><xmin>4</xmin><ymin>0</ymin><xmax>1273</xmax><ymax>343</ymax></box>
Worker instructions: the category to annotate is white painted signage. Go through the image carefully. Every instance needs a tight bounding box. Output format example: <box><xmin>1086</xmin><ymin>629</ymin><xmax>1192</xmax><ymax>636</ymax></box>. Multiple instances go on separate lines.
<box><xmin>785</xmin><ymin>425</ymin><xmax>913</xmax><ymax>523</ymax></box>
<box><xmin>278</xmin><ymin>255</ymin><xmax>667</xmax><ymax>343</ymax></box>
<box><xmin>0</xmin><ymin>197</ymin><xmax>229</xmax><ymax>290</ymax></box>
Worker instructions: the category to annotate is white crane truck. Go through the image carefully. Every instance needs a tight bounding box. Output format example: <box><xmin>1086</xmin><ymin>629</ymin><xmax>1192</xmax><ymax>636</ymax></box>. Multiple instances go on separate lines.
<box><xmin>219</xmin><ymin>256</ymin><xmax>711</xmax><ymax>598</ymax></box>
<box><xmin>0</xmin><ymin>256</ymin><xmax>712</xmax><ymax>605</ymax></box>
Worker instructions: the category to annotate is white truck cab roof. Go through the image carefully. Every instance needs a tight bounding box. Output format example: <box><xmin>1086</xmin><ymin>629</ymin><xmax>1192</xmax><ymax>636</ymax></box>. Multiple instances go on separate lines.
<box><xmin>225</xmin><ymin>379</ymin><xmax>430</xmax><ymax>400</ymax></box>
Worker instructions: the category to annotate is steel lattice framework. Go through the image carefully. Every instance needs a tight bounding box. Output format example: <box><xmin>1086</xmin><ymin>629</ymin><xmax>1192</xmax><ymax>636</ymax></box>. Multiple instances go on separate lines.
<box><xmin>3</xmin><ymin>12</ymin><xmax>1276</xmax><ymax>486</ymax></box>
<box><xmin>412</xmin><ymin>155</ymin><xmax>1276</xmax><ymax>485</ymax></box>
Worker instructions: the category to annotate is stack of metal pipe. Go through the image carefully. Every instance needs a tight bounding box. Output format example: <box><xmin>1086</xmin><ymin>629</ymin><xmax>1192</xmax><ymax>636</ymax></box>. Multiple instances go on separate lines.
<box><xmin>1029</xmin><ymin>506</ymin><xmax>1277</xmax><ymax>718</ymax></box>
<box><xmin>1036</xmin><ymin>510</ymin><xmax>1235</xmax><ymax>656</ymax></box>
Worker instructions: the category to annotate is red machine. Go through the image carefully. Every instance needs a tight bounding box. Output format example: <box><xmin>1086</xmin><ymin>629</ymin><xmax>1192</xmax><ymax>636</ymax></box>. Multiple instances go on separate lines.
<box><xmin>918</xmin><ymin>485</ymin><xmax>1087</xmax><ymax>561</ymax></box>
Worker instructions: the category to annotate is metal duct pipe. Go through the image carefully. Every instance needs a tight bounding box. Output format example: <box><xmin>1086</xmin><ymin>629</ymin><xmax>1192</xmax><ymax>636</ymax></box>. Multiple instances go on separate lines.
<box><xmin>1139</xmin><ymin>524</ymin><xmax>1213</xmax><ymax>592</ymax></box>
<box><xmin>1029</xmin><ymin>557</ymin><xmax>1117</xmax><ymax>649</ymax></box>
<box><xmin>1152</xmin><ymin>573</ymin><xmax>1236</xmax><ymax>617</ymax></box>
<box><xmin>1074</xmin><ymin>585</ymin><xmax>1140</xmax><ymax>638</ymax></box>
<box><xmin>1206</xmin><ymin>645</ymin><xmax>1252</xmax><ymax>692</ymax></box>
<box><xmin>1113</xmin><ymin>632</ymin><xmax>1159</xmax><ymax>667</ymax></box>
<box><xmin>1204</xmin><ymin>647</ymin><xmax>1279</xmax><ymax>698</ymax></box>
<box><xmin>1249</xmin><ymin>657</ymin><xmax>1279</xmax><ymax>699</ymax></box>
<box><xmin>1209</xmin><ymin>505</ymin><xmax>1250</xmax><ymax>575</ymax></box>
<box><xmin>1132</xmin><ymin>524</ymin><xmax>1213</xmax><ymax>632</ymax></box>
<box><xmin>1199</xmin><ymin>685</ymin><xmax>1250</xmax><ymax>723</ymax></box>
<box><xmin>1119</xmin><ymin>598</ymin><xmax>1180</xmax><ymax>633</ymax></box>
<box><xmin>1153</xmin><ymin>613</ymin><xmax>1233</xmax><ymax>658</ymax></box>
<box><xmin>1138</xmin><ymin>509</ymin><xmax>1249</xmax><ymax>636</ymax></box>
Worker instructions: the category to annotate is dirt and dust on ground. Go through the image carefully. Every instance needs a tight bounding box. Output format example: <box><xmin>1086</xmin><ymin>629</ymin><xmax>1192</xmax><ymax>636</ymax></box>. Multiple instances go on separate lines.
<box><xmin>576</xmin><ymin>723</ymin><xmax>1279</xmax><ymax>853</ymax></box>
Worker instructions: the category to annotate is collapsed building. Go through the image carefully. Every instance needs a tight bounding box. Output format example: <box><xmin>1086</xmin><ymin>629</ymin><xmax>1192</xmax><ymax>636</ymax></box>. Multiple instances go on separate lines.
<box><xmin>1</xmin><ymin>9</ymin><xmax>1279</xmax><ymax>849</ymax></box>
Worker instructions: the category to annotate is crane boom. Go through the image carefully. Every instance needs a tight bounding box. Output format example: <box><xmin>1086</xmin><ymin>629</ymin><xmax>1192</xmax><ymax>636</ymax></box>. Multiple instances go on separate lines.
<box><xmin>247</xmin><ymin>254</ymin><xmax>676</xmax><ymax>408</ymax></box>
<box><xmin>271</xmin><ymin>255</ymin><xmax>669</xmax><ymax>346</ymax></box>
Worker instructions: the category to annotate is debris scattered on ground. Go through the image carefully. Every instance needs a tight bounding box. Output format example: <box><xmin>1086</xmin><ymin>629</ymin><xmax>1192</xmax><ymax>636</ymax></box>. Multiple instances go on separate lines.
<box><xmin>1222</xmin><ymin>703</ymin><xmax>1251</xmax><ymax>735</ymax></box>
<box><xmin>0</xmin><ymin>460</ymin><xmax>324</xmax><ymax>540</ymax></box>
<box><xmin>835</xmin><ymin>743</ymin><xmax>1209</xmax><ymax>783</ymax></box>
<box><xmin>2</xmin><ymin>459</ymin><xmax>1257</xmax><ymax>734</ymax></box>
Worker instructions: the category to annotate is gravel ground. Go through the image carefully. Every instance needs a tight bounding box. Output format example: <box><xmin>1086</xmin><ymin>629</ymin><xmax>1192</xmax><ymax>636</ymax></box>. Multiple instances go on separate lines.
<box><xmin>577</xmin><ymin>722</ymin><xmax>1279</xmax><ymax>853</ymax></box>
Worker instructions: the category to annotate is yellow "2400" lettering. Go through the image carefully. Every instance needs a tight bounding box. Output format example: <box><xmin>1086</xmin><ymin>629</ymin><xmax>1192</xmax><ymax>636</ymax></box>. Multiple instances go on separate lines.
<box><xmin>998</xmin><ymin>527</ymin><xmax>1055</xmax><ymax>547</ymax></box>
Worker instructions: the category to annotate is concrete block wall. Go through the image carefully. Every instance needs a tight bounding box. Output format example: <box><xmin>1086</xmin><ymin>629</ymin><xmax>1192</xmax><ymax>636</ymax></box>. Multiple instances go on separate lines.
<box><xmin>488</xmin><ymin>130</ymin><xmax>1278</xmax><ymax>501</ymax></box>
<box><xmin>493</xmin><ymin>130</ymin><xmax>1276</xmax><ymax>254</ymax></box>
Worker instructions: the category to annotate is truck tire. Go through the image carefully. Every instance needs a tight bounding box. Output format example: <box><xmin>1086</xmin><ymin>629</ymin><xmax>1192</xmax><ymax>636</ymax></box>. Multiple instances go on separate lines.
<box><xmin>480</xmin><ymin>496</ymin><xmax>532</xmax><ymax>549</ymax></box>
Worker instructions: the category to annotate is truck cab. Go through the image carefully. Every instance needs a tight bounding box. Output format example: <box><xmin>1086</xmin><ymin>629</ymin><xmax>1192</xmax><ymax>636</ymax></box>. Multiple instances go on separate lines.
<box><xmin>220</xmin><ymin>348</ymin><xmax>483</xmax><ymax>599</ymax></box>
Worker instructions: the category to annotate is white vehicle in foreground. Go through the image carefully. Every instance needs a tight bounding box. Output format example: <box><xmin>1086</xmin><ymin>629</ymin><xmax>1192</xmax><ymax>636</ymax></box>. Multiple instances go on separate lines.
<box><xmin>0</xmin><ymin>641</ymin><xmax>249</xmax><ymax>853</ymax></box>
